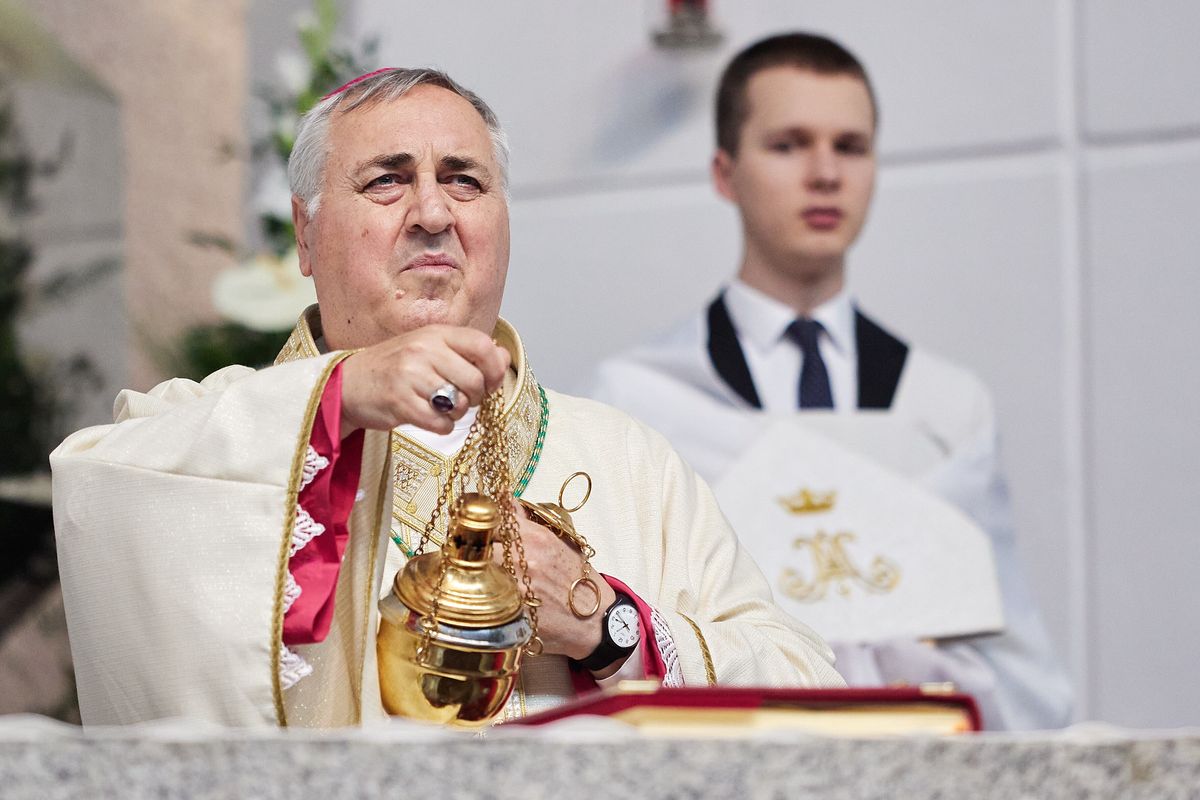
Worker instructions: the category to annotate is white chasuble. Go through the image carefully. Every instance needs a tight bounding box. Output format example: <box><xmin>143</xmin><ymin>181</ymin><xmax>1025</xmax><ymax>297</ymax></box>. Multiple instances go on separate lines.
<box><xmin>53</xmin><ymin>351</ymin><xmax>359</xmax><ymax>726</ymax></box>
<box><xmin>52</xmin><ymin>307</ymin><xmax>841</xmax><ymax>727</ymax></box>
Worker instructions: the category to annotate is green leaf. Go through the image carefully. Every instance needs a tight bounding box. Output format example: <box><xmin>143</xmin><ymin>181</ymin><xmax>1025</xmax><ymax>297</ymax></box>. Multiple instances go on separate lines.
<box><xmin>175</xmin><ymin>323</ymin><xmax>292</xmax><ymax>381</ymax></box>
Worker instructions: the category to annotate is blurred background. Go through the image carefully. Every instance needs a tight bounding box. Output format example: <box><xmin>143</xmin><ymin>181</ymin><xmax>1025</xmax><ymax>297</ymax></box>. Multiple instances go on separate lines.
<box><xmin>0</xmin><ymin>0</ymin><xmax>1196</xmax><ymax>728</ymax></box>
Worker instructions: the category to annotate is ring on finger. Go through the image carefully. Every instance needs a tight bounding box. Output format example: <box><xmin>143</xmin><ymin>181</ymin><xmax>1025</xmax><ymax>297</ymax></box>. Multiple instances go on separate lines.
<box><xmin>428</xmin><ymin>382</ymin><xmax>460</xmax><ymax>413</ymax></box>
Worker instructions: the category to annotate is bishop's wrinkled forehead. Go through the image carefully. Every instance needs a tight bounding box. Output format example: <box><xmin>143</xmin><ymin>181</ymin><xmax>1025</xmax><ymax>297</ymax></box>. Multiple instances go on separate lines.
<box><xmin>288</xmin><ymin>67</ymin><xmax>511</xmax><ymax>216</ymax></box>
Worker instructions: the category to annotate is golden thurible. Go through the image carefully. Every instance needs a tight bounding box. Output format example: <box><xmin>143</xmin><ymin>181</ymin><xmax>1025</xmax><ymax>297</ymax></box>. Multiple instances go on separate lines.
<box><xmin>377</xmin><ymin>492</ymin><xmax>532</xmax><ymax>726</ymax></box>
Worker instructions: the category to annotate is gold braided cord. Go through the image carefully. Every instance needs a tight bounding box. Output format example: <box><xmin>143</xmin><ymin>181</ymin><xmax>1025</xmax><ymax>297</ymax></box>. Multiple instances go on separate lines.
<box><xmin>679</xmin><ymin>613</ymin><xmax>717</xmax><ymax>687</ymax></box>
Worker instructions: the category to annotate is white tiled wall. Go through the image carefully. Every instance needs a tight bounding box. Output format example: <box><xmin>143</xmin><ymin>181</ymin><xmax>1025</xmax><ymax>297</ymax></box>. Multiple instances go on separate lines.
<box><xmin>1080</xmin><ymin>1</ymin><xmax>1200</xmax><ymax>138</ymax></box>
<box><xmin>347</xmin><ymin>0</ymin><xmax>1200</xmax><ymax>727</ymax></box>
<box><xmin>1083</xmin><ymin>141</ymin><xmax>1200</xmax><ymax>727</ymax></box>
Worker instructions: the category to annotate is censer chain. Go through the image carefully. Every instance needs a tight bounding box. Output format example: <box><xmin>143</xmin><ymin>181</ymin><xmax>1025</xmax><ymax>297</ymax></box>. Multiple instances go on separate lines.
<box><xmin>415</xmin><ymin>388</ymin><xmax>543</xmax><ymax>663</ymax></box>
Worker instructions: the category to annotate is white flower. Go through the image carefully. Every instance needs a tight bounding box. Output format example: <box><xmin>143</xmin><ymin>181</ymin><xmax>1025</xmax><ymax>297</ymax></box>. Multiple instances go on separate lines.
<box><xmin>291</xmin><ymin>10</ymin><xmax>317</xmax><ymax>32</ymax></box>
<box><xmin>275</xmin><ymin>51</ymin><xmax>311</xmax><ymax>96</ymax></box>
<box><xmin>251</xmin><ymin>163</ymin><xmax>294</xmax><ymax>220</ymax></box>
<box><xmin>275</xmin><ymin>111</ymin><xmax>299</xmax><ymax>144</ymax></box>
<box><xmin>212</xmin><ymin>249</ymin><xmax>317</xmax><ymax>332</ymax></box>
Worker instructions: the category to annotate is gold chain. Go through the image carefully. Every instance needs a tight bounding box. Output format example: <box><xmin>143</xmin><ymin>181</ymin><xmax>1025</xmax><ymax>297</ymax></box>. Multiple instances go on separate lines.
<box><xmin>520</xmin><ymin>471</ymin><xmax>600</xmax><ymax>619</ymax></box>
<box><xmin>414</xmin><ymin>389</ymin><xmax>543</xmax><ymax>663</ymax></box>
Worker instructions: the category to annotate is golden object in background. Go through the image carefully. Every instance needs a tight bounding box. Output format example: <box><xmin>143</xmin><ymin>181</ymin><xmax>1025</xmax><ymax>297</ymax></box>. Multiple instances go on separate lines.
<box><xmin>777</xmin><ymin>488</ymin><xmax>837</xmax><ymax>515</ymax></box>
<box><xmin>779</xmin><ymin>531</ymin><xmax>901</xmax><ymax>602</ymax></box>
<box><xmin>378</xmin><ymin>493</ymin><xmax>532</xmax><ymax>726</ymax></box>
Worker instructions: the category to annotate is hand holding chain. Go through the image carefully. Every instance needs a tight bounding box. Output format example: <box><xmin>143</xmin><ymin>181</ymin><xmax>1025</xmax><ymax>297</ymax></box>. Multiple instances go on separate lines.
<box><xmin>519</xmin><ymin>471</ymin><xmax>602</xmax><ymax>620</ymax></box>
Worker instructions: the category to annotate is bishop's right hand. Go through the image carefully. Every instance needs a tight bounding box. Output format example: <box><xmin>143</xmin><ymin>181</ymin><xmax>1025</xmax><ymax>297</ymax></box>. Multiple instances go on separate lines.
<box><xmin>338</xmin><ymin>325</ymin><xmax>510</xmax><ymax>437</ymax></box>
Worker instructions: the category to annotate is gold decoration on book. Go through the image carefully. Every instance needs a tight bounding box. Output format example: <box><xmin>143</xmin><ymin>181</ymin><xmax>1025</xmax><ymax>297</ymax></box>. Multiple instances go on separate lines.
<box><xmin>377</xmin><ymin>387</ymin><xmax>539</xmax><ymax>727</ymax></box>
<box><xmin>777</xmin><ymin>487</ymin><xmax>837</xmax><ymax>514</ymax></box>
<box><xmin>779</xmin><ymin>531</ymin><xmax>900</xmax><ymax>602</ymax></box>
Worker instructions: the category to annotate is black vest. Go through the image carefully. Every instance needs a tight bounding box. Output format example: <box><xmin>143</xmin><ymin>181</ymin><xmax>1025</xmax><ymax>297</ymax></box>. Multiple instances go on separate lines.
<box><xmin>705</xmin><ymin>293</ymin><xmax>909</xmax><ymax>410</ymax></box>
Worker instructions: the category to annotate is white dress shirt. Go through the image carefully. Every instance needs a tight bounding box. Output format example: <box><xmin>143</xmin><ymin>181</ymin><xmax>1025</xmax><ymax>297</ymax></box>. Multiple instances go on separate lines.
<box><xmin>722</xmin><ymin>280</ymin><xmax>858</xmax><ymax>412</ymax></box>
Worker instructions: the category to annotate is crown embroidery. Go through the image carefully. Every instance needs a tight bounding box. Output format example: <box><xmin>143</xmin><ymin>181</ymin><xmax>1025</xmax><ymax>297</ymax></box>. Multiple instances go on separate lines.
<box><xmin>777</xmin><ymin>488</ymin><xmax>836</xmax><ymax>514</ymax></box>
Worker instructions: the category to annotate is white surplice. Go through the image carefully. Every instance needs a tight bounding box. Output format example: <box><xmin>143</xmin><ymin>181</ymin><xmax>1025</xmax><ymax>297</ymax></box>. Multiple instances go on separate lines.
<box><xmin>591</xmin><ymin>292</ymin><xmax>1073</xmax><ymax>731</ymax></box>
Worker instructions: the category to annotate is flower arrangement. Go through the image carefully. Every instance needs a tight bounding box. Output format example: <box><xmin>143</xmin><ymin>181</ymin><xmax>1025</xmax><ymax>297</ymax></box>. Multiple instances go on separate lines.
<box><xmin>175</xmin><ymin>0</ymin><xmax>374</xmax><ymax>379</ymax></box>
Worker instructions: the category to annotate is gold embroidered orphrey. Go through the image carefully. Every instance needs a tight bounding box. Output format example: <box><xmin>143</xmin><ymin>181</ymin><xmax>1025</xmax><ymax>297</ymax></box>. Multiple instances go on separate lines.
<box><xmin>275</xmin><ymin>306</ymin><xmax>549</xmax><ymax>725</ymax></box>
<box><xmin>779</xmin><ymin>530</ymin><xmax>901</xmax><ymax>602</ymax></box>
<box><xmin>276</xmin><ymin>305</ymin><xmax>546</xmax><ymax>556</ymax></box>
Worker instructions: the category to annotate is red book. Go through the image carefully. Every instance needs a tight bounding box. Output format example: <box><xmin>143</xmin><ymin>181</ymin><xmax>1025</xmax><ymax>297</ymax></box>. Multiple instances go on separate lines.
<box><xmin>515</xmin><ymin>683</ymin><xmax>981</xmax><ymax>736</ymax></box>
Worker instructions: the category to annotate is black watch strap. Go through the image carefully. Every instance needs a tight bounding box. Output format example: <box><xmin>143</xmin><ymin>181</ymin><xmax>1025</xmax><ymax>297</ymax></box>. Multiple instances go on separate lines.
<box><xmin>572</xmin><ymin>591</ymin><xmax>639</xmax><ymax>672</ymax></box>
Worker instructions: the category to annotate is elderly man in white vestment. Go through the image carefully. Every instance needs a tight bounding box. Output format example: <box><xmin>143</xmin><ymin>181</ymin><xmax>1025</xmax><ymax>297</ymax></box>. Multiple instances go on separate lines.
<box><xmin>592</xmin><ymin>33</ymin><xmax>1072</xmax><ymax>730</ymax></box>
<box><xmin>51</xmin><ymin>68</ymin><xmax>843</xmax><ymax>727</ymax></box>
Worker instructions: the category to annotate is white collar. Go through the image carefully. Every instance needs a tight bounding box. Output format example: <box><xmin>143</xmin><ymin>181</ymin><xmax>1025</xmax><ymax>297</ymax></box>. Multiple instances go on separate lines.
<box><xmin>724</xmin><ymin>279</ymin><xmax>856</xmax><ymax>357</ymax></box>
<box><xmin>398</xmin><ymin>406</ymin><xmax>478</xmax><ymax>456</ymax></box>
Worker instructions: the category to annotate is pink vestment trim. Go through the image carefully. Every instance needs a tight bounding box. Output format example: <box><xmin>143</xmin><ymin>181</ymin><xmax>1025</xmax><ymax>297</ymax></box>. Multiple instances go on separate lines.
<box><xmin>283</xmin><ymin>363</ymin><xmax>365</xmax><ymax>645</ymax></box>
<box><xmin>321</xmin><ymin>68</ymin><xmax>398</xmax><ymax>100</ymax></box>
<box><xmin>605</xmin><ymin>575</ymin><xmax>669</xmax><ymax>679</ymax></box>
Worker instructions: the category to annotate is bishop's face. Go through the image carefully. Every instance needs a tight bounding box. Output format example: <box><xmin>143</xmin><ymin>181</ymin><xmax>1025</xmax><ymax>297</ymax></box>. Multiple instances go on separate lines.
<box><xmin>294</xmin><ymin>84</ymin><xmax>511</xmax><ymax>350</ymax></box>
<box><xmin>713</xmin><ymin>67</ymin><xmax>877</xmax><ymax>282</ymax></box>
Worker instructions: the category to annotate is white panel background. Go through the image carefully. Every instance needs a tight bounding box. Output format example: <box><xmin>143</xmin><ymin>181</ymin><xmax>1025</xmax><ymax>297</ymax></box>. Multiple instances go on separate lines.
<box><xmin>323</xmin><ymin>0</ymin><xmax>1200</xmax><ymax>727</ymax></box>
<box><xmin>1083</xmin><ymin>141</ymin><xmax>1200</xmax><ymax>727</ymax></box>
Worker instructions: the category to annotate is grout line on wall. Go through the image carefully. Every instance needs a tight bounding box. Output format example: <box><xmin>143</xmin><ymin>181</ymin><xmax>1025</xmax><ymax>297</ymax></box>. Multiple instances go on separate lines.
<box><xmin>512</xmin><ymin>169</ymin><xmax>710</xmax><ymax>202</ymax></box>
<box><xmin>1083</xmin><ymin>135</ymin><xmax>1200</xmax><ymax>171</ymax></box>
<box><xmin>1083</xmin><ymin>125</ymin><xmax>1200</xmax><ymax>149</ymax></box>
<box><xmin>877</xmin><ymin>137</ymin><xmax>1063</xmax><ymax>168</ymax></box>
<box><xmin>1059</xmin><ymin>0</ymin><xmax>1092</xmax><ymax>723</ymax></box>
<box><xmin>512</xmin><ymin>138</ymin><xmax>1068</xmax><ymax>204</ymax></box>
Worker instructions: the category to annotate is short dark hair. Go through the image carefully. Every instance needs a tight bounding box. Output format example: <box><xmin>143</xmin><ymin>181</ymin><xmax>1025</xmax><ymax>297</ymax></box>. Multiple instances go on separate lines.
<box><xmin>715</xmin><ymin>32</ymin><xmax>877</xmax><ymax>155</ymax></box>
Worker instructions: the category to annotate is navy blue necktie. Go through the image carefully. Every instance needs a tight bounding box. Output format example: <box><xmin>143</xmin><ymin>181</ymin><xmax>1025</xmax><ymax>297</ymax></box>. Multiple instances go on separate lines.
<box><xmin>786</xmin><ymin>317</ymin><xmax>834</xmax><ymax>409</ymax></box>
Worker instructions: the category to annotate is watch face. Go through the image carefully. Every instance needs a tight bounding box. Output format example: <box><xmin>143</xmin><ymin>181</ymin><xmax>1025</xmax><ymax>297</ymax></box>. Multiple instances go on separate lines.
<box><xmin>607</xmin><ymin>603</ymin><xmax>640</xmax><ymax>648</ymax></box>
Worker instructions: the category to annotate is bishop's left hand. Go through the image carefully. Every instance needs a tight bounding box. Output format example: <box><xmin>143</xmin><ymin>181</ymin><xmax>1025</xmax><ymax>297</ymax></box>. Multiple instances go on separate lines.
<box><xmin>497</xmin><ymin>503</ymin><xmax>616</xmax><ymax>661</ymax></box>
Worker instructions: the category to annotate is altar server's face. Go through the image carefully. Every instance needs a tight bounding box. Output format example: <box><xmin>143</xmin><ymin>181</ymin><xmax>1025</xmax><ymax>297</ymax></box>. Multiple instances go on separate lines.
<box><xmin>713</xmin><ymin>67</ymin><xmax>876</xmax><ymax>273</ymax></box>
<box><xmin>295</xmin><ymin>84</ymin><xmax>510</xmax><ymax>350</ymax></box>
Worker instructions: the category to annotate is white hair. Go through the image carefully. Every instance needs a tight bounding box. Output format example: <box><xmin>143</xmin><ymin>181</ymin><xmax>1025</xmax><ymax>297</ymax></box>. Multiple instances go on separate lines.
<box><xmin>287</xmin><ymin>68</ymin><xmax>510</xmax><ymax>218</ymax></box>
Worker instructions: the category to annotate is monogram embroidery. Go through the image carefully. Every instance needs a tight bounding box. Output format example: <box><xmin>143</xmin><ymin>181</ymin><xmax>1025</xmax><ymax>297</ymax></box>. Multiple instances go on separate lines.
<box><xmin>780</xmin><ymin>530</ymin><xmax>900</xmax><ymax>602</ymax></box>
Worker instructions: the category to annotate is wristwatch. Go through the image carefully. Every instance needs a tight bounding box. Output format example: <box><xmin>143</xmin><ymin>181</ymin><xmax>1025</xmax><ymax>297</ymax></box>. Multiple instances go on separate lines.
<box><xmin>573</xmin><ymin>591</ymin><xmax>641</xmax><ymax>672</ymax></box>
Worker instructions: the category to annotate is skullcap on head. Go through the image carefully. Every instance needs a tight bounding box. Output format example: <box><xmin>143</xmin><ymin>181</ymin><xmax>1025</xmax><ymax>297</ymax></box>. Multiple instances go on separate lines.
<box><xmin>320</xmin><ymin>68</ymin><xmax>397</xmax><ymax>100</ymax></box>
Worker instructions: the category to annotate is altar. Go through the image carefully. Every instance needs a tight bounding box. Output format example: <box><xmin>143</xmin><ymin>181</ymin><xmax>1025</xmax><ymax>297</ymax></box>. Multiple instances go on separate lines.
<box><xmin>0</xmin><ymin>715</ymin><xmax>1196</xmax><ymax>799</ymax></box>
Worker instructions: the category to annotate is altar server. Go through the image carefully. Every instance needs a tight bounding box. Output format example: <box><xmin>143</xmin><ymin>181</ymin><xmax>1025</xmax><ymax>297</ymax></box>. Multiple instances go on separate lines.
<box><xmin>592</xmin><ymin>33</ymin><xmax>1071</xmax><ymax>730</ymax></box>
